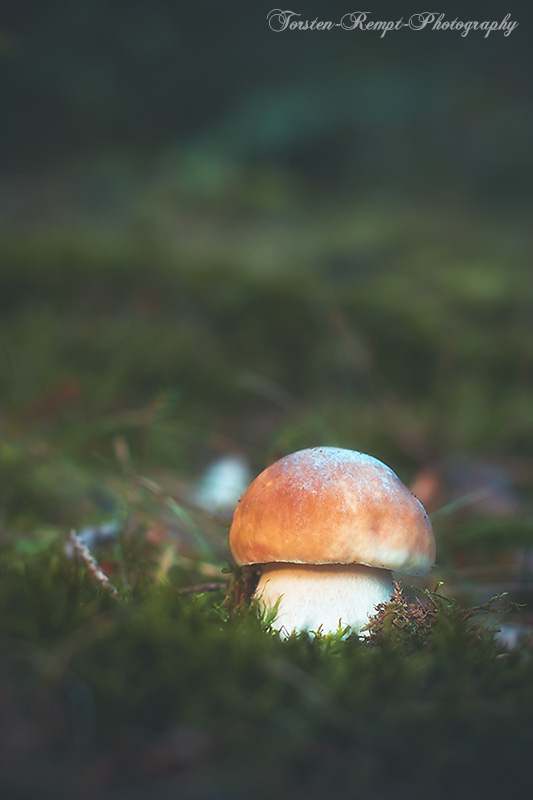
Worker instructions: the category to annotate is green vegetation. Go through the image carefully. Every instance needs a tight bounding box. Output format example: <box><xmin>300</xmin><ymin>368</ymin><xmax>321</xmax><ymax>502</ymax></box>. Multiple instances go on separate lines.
<box><xmin>1</xmin><ymin>189</ymin><xmax>532</xmax><ymax>797</ymax></box>
<box><xmin>1</xmin><ymin>544</ymin><xmax>532</xmax><ymax>800</ymax></box>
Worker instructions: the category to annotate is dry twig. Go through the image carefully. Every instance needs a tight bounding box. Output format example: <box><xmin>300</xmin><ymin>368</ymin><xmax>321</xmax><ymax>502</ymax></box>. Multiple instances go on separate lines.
<box><xmin>178</xmin><ymin>582</ymin><xmax>226</xmax><ymax>595</ymax></box>
<box><xmin>68</xmin><ymin>529</ymin><xmax>120</xmax><ymax>597</ymax></box>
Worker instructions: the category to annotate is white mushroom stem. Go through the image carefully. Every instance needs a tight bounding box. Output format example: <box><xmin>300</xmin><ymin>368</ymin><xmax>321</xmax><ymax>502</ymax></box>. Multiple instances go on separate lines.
<box><xmin>255</xmin><ymin>562</ymin><xmax>394</xmax><ymax>637</ymax></box>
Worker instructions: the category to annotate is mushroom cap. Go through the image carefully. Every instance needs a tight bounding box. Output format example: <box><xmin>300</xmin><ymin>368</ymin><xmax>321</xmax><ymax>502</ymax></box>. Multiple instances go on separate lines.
<box><xmin>230</xmin><ymin>447</ymin><xmax>435</xmax><ymax>577</ymax></box>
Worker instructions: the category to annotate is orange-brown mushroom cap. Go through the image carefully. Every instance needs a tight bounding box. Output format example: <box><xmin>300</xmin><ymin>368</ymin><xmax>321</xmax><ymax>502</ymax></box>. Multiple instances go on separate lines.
<box><xmin>230</xmin><ymin>447</ymin><xmax>435</xmax><ymax>577</ymax></box>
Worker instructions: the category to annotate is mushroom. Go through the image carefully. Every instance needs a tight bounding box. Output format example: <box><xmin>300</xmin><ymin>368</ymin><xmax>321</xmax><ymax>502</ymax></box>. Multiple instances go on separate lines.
<box><xmin>229</xmin><ymin>447</ymin><xmax>435</xmax><ymax>636</ymax></box>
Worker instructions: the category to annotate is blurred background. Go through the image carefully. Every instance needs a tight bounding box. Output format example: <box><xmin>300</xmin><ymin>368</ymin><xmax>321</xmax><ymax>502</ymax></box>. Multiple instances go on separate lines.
<box><xmin>1</xmin><ymin>0</ymin><xmax>532</xmax><ymax>620</ymax></box>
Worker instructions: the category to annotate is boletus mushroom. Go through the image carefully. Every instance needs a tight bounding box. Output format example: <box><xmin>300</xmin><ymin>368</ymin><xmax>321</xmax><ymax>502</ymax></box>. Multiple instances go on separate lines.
<box><xmin>229</xmin><ymin>447</ymin><xmax>435</xmax><ymax>636</ymax></box>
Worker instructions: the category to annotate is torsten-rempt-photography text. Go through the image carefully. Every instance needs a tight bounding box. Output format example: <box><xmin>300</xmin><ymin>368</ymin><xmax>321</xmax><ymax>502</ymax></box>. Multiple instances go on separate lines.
<box><xmin>267</xmin><ymin>10</ymin><xmax>519</xmax><ymax>38</ymax></box>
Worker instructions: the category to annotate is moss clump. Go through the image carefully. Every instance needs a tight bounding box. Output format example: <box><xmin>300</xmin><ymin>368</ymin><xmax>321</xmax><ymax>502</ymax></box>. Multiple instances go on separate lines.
<box><xmin>363</xmin><ymin>581</ymin><xmax>512</xmax><ymax>653</ymax></box>
<box><xmin>221</xmin><ymin>562</ymin><xmax>262</xmax><ymax>613</ymax></box>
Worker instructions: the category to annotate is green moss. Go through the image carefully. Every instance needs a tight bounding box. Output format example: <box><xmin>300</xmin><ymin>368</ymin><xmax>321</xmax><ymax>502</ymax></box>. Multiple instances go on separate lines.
<box><xmin>1</xmin><ymin>548</ymin><xmax>532</xmax><ymax>799</ymax></box>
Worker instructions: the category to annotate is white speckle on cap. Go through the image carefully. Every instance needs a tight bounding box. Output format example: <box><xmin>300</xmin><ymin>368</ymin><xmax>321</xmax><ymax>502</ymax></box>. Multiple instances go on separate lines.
<box><xmin>278</xmin><ymin>447</ymin><xmax>403</xmax><ymax>504</ymax></box>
